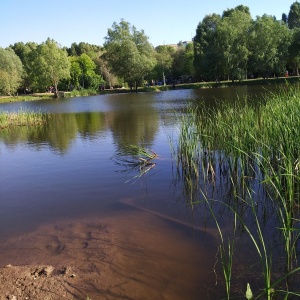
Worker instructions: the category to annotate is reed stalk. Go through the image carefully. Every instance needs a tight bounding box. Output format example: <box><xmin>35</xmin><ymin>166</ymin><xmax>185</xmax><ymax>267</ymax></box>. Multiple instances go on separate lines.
<box><xmin>172</xmin><ymin>84</ymin><xmax>300</xmax><ymax>298</ymax></box>
<box><xmin>112</xmin><ymin>144</ymin><xmax>158</xmax><ymax>182</ymax></box>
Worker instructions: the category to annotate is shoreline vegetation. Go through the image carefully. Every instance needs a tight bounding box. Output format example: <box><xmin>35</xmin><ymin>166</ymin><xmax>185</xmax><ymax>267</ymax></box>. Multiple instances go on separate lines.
<box><xmin>171</xmin><ymin>83</ymin><xmax>300</xmax><ymax>299</ymax></box>
<box><xmin>0</xmin><ymin>110</ymin><xmax>49</xmax><ymax>129</ymax></box>
<box><xmin>0</xmin><ymin>76</ymin><xmax>299</xmax><ymax>103</ymax></box>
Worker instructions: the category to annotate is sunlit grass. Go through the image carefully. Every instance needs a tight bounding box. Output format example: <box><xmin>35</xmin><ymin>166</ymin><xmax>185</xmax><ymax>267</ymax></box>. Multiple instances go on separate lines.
<box><xmin>0</xmin><ymin>109</ymin><xmax>49</xmax><ymax>129</ymax></box>
<box><xmin>172</xmin><ymin>84</ymin><xmax>300</xmax><ymax>298</ymax></box>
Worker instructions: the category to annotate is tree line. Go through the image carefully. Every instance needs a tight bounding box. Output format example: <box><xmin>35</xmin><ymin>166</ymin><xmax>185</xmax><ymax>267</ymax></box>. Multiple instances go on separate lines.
<box><xmin>1</xmin><ymin>2</ymin><xmax>300</xmax><ymax>96</ymax></box>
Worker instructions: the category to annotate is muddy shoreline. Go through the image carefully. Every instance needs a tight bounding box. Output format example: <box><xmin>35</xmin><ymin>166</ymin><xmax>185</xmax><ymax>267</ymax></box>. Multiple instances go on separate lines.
<box><xmin>0</xmin><ymin>208</ymin><xmax>217</xmax><ymax>299</ymax></box>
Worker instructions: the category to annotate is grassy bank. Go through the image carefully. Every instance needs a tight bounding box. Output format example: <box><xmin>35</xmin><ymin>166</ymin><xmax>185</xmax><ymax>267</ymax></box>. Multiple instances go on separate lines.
<box><xmin>0</xmin><ymin>93</ymin><xmax>55</xmax><ymax>103</ymax></box>
<box><xmin>0</xmin><ymin>110</ymin><xmax>49</xmax><ymax>129</ymax></box>
<box><xmin>172</xmin><ymin>83</ymin><xmax>300</xmax><ymax>299</ymax></box>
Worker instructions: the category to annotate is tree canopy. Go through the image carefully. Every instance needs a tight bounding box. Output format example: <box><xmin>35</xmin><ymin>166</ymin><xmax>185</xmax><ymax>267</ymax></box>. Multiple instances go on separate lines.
<box><xmin>29</xmin><ymin>39</ymin><xmax>70</xmax><ymax>96</ymax></box>
<box><xmin>0</xmin><ymin>47</ymin><xmax>23</xmax><ymax>95</ymax></box>
<box><xmin>103</xmin><ymin>19</ymin><xmax>156</xmax><ymax>91</ymax></box>
<box><xmin>288</xmin><ymin>1</ymin><xmax>300</xmax><ymax>29</ymax></box>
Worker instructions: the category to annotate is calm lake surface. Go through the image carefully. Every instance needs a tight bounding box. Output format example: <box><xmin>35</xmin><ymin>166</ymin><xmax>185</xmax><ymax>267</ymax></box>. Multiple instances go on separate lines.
<box><xmin>0</xmin><ymin>86</ymin><xmax>285</xmax><ymax>299</ymax></box>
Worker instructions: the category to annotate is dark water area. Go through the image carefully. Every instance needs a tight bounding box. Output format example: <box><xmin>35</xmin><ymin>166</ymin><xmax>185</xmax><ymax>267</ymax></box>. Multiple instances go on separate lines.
<box><xmin>0</xmin><ymin>85</ymin><xmax>293</xmax><ymax>299</ymax></box>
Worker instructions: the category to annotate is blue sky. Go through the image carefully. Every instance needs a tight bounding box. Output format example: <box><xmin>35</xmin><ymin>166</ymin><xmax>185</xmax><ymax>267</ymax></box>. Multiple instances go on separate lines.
<box><xmin>0</xmin><ymin>0</ymin><xmax>294</xmax><ymax>48</ymax></box>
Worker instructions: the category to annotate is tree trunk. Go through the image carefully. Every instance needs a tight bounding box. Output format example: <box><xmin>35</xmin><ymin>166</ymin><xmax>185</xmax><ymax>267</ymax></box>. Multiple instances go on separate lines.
<box><xmin>54</xmin><ymin>82</ymin><xmax>59</xmax><ymax>98</ymax></box>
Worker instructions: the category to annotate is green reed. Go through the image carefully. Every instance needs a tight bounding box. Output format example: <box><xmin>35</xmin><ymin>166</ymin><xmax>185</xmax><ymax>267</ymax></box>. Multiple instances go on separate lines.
<box><xmin>172</xmin><ymin>84</ymin><xmax>300</xmax><ymax>298</ymax></box>
<box><xmin>112</xmin><ymin>144</ymin><xmax>158</xmax><ymax>182</ymax></box>
<box><xmin>0</xmin><ymin>109</ymin><xmax>49</xmax><ymax>129</ymax></box>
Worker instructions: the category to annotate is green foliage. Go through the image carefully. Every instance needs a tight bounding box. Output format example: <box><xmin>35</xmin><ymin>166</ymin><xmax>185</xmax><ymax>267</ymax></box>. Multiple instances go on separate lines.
<box><xmin>66</xmin><ymin>42</ymin><xmax>101</xmax><ymax>59</ymax></box>
<box><xmin>10</xmin><ymin>41</ymin><xmax>38</xmax><ymax>89</ymax></box>
<box><xmin>103</xmin><ymin>19</ymin><xmax>155</xmax><ymax>90</ymax></box>
<box><xmin>288</xmin><ymin>1</ymin><xmax>300</xmax><ymax>29</ymax></box>
<box><xmin>246</xmin><ymin>283</ymin><xmax>253</xmax><ymax>299</ymax></box>
<box><xmin>216</xmin><ymin>9</ymin><xmax>252</xmax><ymax>81</ymax></box>
<box><xmin>288</xmin><ymin>28</ymin><xmax>300</xmax><ymax>75</ymax></box>
<box><xmin>249</xmin><ymin>14</ymin><xmax>291</xmax><ymax>77</ymax></box>
<box><xmin>193</xmin><ymin>13</ymin><xmax>222</xmax><ymax>81</ymax></box>
<box><xmin>153</xmin><ymin>45</ymin><xmax>175</xmax><ymax>82</ymax></box>
<box><xmin>193</xmin><ymin>4</ymin><xmax>298</xmax><ymax>80</ymax></box>
<box><xmin>222</xmin><ymin>4</ymin><xmax>251</xmax><ymax>18</ymax></box>
<box><xmin>69</xmin><ymin>54</ymin><xmax>103</xmax><ymax>89</ymax></box>
<box><xmin>28</xmin><ymin>38</ymin><xmax>70</xmax><ymax>96</ymax></box>
<box><xmin>172</xmin><ymin>43</ymin><xmax>195</xmax><ymax>78</ymax></box>
<box><xmin>0</xmin><ymin>109</ymin><xmax>48</xmax><ymax>128</ymax></box>
<box><xmin>172</xmin><ymin>85</ymin><xmax>300</xmax><ymax>298</ymax></box>
<box><xmin>0</xmin><ymin>47</ymin><xmax>23</xmax><ymax>95</ymax></box>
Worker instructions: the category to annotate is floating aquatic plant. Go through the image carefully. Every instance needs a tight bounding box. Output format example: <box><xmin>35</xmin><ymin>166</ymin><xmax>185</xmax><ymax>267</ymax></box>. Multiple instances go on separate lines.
<box><xmin>112</xmin><ymin>144</ymin><xmax>158</xmax><ymax>182</ymax></box>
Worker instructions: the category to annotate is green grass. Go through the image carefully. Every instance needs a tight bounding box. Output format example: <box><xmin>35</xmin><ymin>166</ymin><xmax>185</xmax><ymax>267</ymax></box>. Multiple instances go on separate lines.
<box><xmin>112</xmin><ymin>144</ymin><xmax>158</xmax><ymax>182</ymax></box>
<box><xmin>0</xmin><ymin>94</ymin><xmax>55</xmax><ymax>103</ymax></box>
<box><xmin>171</xmin><ymin>83</ymin><xmax>300</xmax><ymax>298</ymax></box>
<box><xmin>0</xmin><ymin>109</ymin><xmax>49</xmax><ymax>129</ymax></box>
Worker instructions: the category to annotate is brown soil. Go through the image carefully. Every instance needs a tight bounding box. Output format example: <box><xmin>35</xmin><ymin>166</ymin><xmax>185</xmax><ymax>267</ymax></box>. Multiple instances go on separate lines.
<box><xmin>0</xmin><ymin>206</ymin><xmax>216</xmax><ymax>300</ymax></box>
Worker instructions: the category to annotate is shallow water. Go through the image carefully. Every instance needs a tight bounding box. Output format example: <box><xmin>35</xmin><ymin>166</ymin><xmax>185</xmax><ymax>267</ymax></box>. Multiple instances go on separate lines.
<box><xmin>0</xmin><ymin>86</ymin><xmax>287</xmax><ymax>299</ymax></box>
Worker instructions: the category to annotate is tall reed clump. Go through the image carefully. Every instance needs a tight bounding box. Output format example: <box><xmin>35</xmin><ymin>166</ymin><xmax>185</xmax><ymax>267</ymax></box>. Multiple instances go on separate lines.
<box><xmin>172</xmin><ymin>84</ymin><xmax>300</xmax><ymax>299</ymax></box>
<box><xmin>0</xmin><ymin>109</ymin><xmax>49</xmax><ymax>129</ymax></box>
<box><xmin>112</xmin><ymin>144</ymin><xmax>158</xmax><ymax>182</ymax></box>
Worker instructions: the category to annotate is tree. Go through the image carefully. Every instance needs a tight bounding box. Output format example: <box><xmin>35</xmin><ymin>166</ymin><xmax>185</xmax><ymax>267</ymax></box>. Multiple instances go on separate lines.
<box><xmin>222</xmin><ymin>4</ymin><xmax>251</xmax><ymax>18</ymax></box>
<box><xmin>69</xmin><ymin>53</ymin><xmax>102</xmax><ymax>89</ymax></box>
<box><xmin>66</xmin><ymin>42</ymin><xmax>102</xmax><ymax>59</ymax></box>
<box><xmin>103</xmin><ymin>19</ymin><xmax>155</xmax><ymax>91</ymax></box>
<box><xmin>154</xmin><ymin>45</ymin><xmax>175</xmax><ymax>83</ymax></box>
<box><xmin>0</xmin><ymin>47</ymin><xmax>23</xmax><ymax>95</ymax></box>
<box><xmin>193</xmin><ymin>13</ymin><xmax>222</xmax><ymax>81</ymax></box>
<box><xmin>95</xmin><ymin>56</ymin><xmax>120</xmax><ymax>89</ymax></box>
<box><xmin>288</xmin><ymin>1</ymin><xmax>300</xmax><ymax>29</ymax></box>
<box><xmin>216</xmin><ymin>9</ymin><xmax>252</xmax><ymax>81</ymax></box>
<box><xmin>282</xmin><ymin>13</ymin><xmax>288</xmax><ymax>24</ymax></box>
<box><xmin>29</xmin><ymin>38</ymin><xmax>70</xmax><ymax>96</ymax></box>
<box><xmin>10</xmin><ymin>42</ymin><xmax>37</xmax><ymax>90</ymax></box>
<box><xmin>249</xmin><ymin>15</ymin><xmax>291</xmax><ymax>78</ymax></box>
<box><xmin>288</xmin><ymin>28</ymin><xmax>300</xmax><ymax>75</ymax></box>
<box><xmin>172</xmin><ymin>42</ymin><xmax>195</xmax><ymax>79</ymax></box>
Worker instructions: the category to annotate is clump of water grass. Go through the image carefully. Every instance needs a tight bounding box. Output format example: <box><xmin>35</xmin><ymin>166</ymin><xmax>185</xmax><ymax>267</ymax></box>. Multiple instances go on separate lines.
<box><xmin>112</xmin><ymin>144</ymin><xmax>158</xmax><ymax>181</ymax></box>
<box><xmin>70</xmin><ymin>88</ymin><xmax>98</xmax><ymax>97</ymax></box>
<box><xmin>172</xmin><ymin>83</ymin><xmax>300</xmax><ymax>298</ymax></box>
<box><xmin>0</xmin><ymin>109</ymin><xmax>49</xmax><ymax>129</ymax></box>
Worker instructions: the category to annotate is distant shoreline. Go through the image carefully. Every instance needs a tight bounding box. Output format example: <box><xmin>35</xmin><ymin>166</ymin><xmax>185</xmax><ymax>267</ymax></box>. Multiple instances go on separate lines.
<box><xmin>1</xmin><ymin>76</ymin><xmax>299</xmax><ymax>103</ymax></box>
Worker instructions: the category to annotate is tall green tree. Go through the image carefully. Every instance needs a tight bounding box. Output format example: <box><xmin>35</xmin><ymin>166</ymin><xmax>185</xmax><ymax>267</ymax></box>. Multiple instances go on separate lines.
<box><xmin>69</xmin><ymin>53</ymin><xmax>102</xmax><ymax>89</ymax></box>
<box><xmin>10</xmin><ymin>42</ymin><xmax>37</xmax><ymax>90</ymax></box>
<box><xmin>95</xmin><ymin>56</ymin><xmax>120</xmax><ymax>89</ymax></box>
<box><xmin>0</xmin><ymin>47</ymin><xmax>23</xmax><ymax>95</ymax></box>
<box><xmin>103</xmin><ymin>19</ymin><xmax>155</xmax><ymax>91</ymax></box>
<box><xmin>154</xmin><ymin>45</ymin><xmax>175</xmax><ymax>84</ymax></box>
<box><xmin>193</xmin><ymin>13</ymin><xmax>222</xmax><ymax>81</ymax></box>
<box><xmin>29</xmin><ymin>39</ymin><xmax>70</xmax><ymax>96</ymax></box>
<box><xmin>216</xmin><ymin>9</ymin><xmax>252</xmax><ymax>81</ymax></box>
<box><xmin>288</xmin><ymin>28</ymin><xmax>300</xmax><ymax>75</ymax></box>
<box><xmin>172</xmin><ymin>42</ymin><xmax>195</xmax><ymax>79</ymax></box>
<box><xmin>249</xmin><ymin>15</ymin><xmax>291</xmax><ymax>77</ymax></box>
<box><xmin>288</xmin><ymin>1</ymin><xmax>300</xmax><ymax>29</ymax></box>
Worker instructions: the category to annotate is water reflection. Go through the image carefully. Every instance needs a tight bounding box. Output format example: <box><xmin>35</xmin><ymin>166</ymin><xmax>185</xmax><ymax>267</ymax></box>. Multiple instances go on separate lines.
<box><xmin>0</xmin><ymin>86</ymin><xmax>297</xmax><ymax>299</ymax></box>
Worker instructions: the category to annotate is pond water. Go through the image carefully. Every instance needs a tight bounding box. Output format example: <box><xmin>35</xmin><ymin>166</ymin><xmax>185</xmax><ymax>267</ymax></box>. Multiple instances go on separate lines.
<box><xmin>0</xmin><ymin>86</ymin><xmax>286</xmax><ymax>299</ymax></box>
